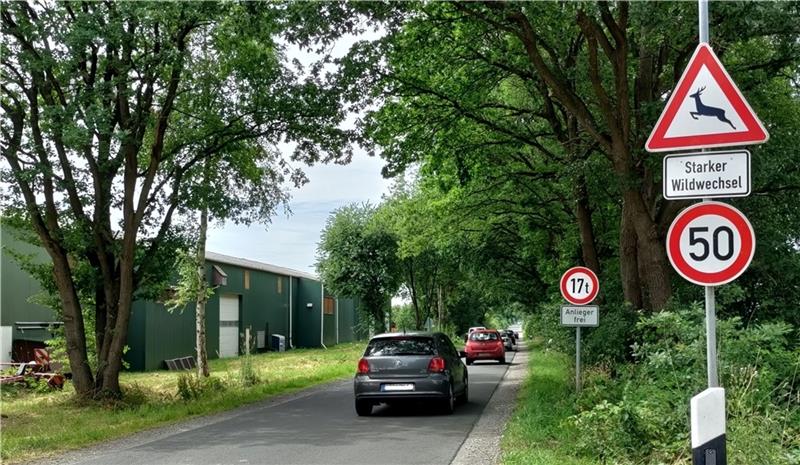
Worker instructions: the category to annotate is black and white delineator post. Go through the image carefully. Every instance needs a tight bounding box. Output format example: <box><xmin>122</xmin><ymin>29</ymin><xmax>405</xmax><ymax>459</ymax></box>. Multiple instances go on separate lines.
<box><xmin>691</xmin><ymin>388</ymin><xmax>727</xmax><ymax>465</ymax></box>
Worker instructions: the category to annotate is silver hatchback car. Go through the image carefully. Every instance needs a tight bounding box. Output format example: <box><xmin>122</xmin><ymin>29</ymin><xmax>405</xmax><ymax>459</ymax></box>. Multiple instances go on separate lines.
<box><xmin>353</xmin><ymin>332</ymin><xmax>468</xmax><ymax>416</ymax></box>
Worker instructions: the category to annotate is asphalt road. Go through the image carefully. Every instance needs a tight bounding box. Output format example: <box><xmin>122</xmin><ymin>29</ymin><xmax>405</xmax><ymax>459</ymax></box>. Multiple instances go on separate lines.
<box><xmin>64</xmin><ymin>351</ymin><xmax>518</xmax><ymax>465</ymax></box>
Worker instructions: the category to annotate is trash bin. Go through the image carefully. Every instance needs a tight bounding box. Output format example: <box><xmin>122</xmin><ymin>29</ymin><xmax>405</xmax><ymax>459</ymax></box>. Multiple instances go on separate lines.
<box><xmin>271</xmin><ymin>334</ymin><xmax>285</xmax><ymax>352</ymax></box>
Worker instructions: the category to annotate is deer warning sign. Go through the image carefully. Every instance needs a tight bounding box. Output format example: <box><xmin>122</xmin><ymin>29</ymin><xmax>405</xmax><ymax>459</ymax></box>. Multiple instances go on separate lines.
<box><xmin>646</xmin><ymin>43</ymin><xmax>768</xmax><ymax>152</ymax></box>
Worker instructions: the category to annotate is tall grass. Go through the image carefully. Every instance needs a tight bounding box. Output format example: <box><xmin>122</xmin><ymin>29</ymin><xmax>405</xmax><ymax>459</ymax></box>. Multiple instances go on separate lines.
<box><xmin>501</xmin><ymin>345</ymin><xmax>598</xmax><ymax>465</ymax></box>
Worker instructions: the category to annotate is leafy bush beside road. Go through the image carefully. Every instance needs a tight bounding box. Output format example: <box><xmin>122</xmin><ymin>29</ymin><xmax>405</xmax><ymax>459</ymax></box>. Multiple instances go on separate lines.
<box><xmin>512</xmin><ymin>310</ymin><xmax>799</xmax><ymax>464</ymax></box>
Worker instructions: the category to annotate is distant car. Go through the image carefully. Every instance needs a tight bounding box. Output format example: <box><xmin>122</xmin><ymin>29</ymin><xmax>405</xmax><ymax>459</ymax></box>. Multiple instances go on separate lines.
<box><xmin>353</xmin><ymin>332</ymin><xmax>469</xmax><ymax>417</ymax></box>
<box><xmin>464</xmin><ymin>326</ymin><xmax>487</xmax><ymax>342</ymax></box>
<box><xmin>502</xmin><ymin>329</ymin><xmax>517</xmax><ymax>346</ymax></box>
<box><xmin>464</xmin><ymin>330</ymin><xmax>505</xmax><ymax>365</ymax></box>
<box><xmin>501</xmin><ymin>333</ymin><xmax>514</xmax><ymax>351</ymax></box>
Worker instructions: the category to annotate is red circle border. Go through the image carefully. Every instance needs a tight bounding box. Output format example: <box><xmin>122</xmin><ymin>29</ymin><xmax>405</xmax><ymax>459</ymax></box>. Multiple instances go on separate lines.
<box><xmin>666</xmin><ymin>202</ymin><xmax>755</xmax><ymax>286</ymax></box>
<box><xmin>560</xmin><ymin>266</ymin><xmax>600</xmax><ymax>305</ymax></box>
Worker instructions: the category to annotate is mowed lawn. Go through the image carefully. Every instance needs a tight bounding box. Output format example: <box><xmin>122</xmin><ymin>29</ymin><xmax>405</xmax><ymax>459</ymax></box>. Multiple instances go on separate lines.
<box><xmin>0</xmin><ymin>342</ymin><xmax>366</xmax><ymax>464</ymax></box>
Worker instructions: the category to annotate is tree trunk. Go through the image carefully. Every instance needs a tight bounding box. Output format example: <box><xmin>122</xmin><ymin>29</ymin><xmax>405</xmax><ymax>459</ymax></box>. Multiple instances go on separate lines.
<box><xmin>51</xmin><ymin>252</ymin><xmax>94</xmax><ymax>395</ymax></box>
<box><xmin>195</xmin><ymin>204</ymin><xmax>210</xmax><ymax>377</ymax></box>
<box><xmin>619</xmin><ymin>205</ymin><xmax>643</xmax><ymax>310</ymax></box>
<box><xmin>101</xmin><ymin>262</ymin><xmax>133</xmax><ymax>396</ymax></box>
<box><xmin>623</xmin><ymin>188</ymin><xmax>673</xmax><ymax>310</ymax></box>
<box><xmin>437</xmin><ymin>285</ymin><xmax>443</xmax><ymax>331</ymax></box>
<box><xmin>407</xmin><ymin>261</ymin><xmax>423</xmax><ymax>330</ymax></box>
<box><xmin>574</xmin><ymin>177</ymin><xmax>601</xmax><ymax>274</ymax></box>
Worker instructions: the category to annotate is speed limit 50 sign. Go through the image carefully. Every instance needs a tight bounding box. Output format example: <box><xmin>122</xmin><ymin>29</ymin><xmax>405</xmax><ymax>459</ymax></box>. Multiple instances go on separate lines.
<box><xmin>667</xmin><ymin>201</ymin><xmax>755</xmax><ymax>286</ymax></box>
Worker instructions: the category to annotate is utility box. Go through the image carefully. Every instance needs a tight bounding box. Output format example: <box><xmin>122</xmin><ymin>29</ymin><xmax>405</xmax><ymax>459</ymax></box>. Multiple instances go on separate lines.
<box><xmin>271</xmin><ymin>334</ymin><xmax>285</xmax><ymax>352</ymax></box>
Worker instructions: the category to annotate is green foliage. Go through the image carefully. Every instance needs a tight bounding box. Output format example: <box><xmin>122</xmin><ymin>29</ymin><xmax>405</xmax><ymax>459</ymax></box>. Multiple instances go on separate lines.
<box><xmin>316</xmin><ymin>203</ymin><xmax>401</xmax><ymax>333</ymax></box>
<box><xmin>524</xmin><ymin>301</ymin><xmax>638</xmax><ymax>366</ymax></box>
<box><xmin>391</xmin><ymin>304</ymin><xmax>417</xmax><ymax>333</ymax></box>
<box><xmin>2</xmin><ymin>1</ymin><xmax>359</xmax><ymax>395</ymax></box>
<box><xmin>176</xmin><ymin>372</ymin><xmax>225</xmax><ymax>401</ymax></box>
<box><xmin>235</xmin><ymin>331</ymin><xmax>261</xmax><ymax>387</ymax></box>
<box><xmin>165</xmin><ymin>249</ymin><xmax>214</xmax><ymax>313</ymax></box>
<box><xmin>571</xmin><ymin>309</ymin><xmax>799</xmax><ymax>464</ymax></box>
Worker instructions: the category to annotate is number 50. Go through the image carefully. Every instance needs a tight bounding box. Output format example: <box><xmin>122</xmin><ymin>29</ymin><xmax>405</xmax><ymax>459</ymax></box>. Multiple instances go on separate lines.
<box><xmin>688</xmin><ymin>226</ymin><xmax>734</xmax><ymax>261</ymax></box>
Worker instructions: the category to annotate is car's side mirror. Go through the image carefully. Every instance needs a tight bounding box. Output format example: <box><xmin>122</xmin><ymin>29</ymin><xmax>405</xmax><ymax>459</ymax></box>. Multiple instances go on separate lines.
<box><xmin>459</xmin><ymin>350</ymin><xmax>466</xmax><ymax>358</ymax></box>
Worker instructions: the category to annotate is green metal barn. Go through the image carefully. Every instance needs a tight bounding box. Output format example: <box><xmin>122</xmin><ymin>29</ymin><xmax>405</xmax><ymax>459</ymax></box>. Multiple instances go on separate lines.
<box><xmin>1</xmin><ymin>232</ymin><xmax>363</xmax><ymax>370</ymax></box>
<box><xmin>124</xmin><ymin>252</ymin><xmax>362</xmax><ymax>371</ymax></box>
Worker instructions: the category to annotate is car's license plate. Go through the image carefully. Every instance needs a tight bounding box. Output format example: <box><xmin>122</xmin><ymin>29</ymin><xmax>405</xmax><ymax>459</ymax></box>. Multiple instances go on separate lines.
<box><xmin>382</xmin><ymin>383</ymin><xmax>414</xmax><ymax>391</ymax></box>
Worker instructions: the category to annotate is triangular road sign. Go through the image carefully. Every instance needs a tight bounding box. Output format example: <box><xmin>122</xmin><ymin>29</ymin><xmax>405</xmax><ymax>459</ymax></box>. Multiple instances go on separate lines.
<box><xmin>646</xmin><ymin>43</ymin><xmax>768</xmax><ymax>152</ymax></box>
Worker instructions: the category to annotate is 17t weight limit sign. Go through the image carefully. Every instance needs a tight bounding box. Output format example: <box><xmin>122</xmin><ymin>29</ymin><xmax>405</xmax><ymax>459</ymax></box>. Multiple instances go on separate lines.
<box><xmin>560</xmin><ymin>267</ymin><xmax>599</xmax><ymax>305</ymax></box>
<box><xmin>667</xmin><ymin>202</ymin><xmax>755</xmax><ymax>286</ymax></box>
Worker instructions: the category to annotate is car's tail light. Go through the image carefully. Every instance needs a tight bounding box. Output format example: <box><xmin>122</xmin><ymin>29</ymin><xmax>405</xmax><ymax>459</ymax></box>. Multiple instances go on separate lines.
<box><xmin>357</xmin><ymin>358</ymin><xmax>370</xmax><ymax>374</ymax></box>
<box><xmin>428</xmin><ymin>356</ymin><xmax>446</xmax><ymax>373</ymax></box>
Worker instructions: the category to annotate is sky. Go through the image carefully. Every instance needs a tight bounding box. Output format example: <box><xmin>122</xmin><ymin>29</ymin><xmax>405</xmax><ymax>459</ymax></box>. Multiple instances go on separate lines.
<box><xmin>206</xmin><ymin>151</ymin><xmax>391</xmax><ymax>275</ymax></box>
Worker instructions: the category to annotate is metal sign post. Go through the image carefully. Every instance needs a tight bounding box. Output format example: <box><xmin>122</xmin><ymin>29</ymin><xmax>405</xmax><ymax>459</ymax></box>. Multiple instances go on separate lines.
<box><xmin>704</xmin><ymin>283</ymin><xmax>718</xmax><ymax>387</ymax></box>
<box><xmin>575</xmin><ymin>327</ymin><xmax>581</xmax><ymax>392</ymax></box>
<box><xmin>559</xmin><ymin>304</ymin><xmax>599</xmax><ymax>393</ymax></box>
<box><xmin>700</xmin><ymin>2</ymin><xmax>723</xmax><ymax>458</ymax></box>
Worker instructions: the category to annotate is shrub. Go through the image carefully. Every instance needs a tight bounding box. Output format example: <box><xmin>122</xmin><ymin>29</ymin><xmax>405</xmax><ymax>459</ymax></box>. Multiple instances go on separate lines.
<box><xmin>176</xmin><ymin>372</ymin><xmax>203</xmax><ymax>401</ymax></box>
<box><xmin>176</xmin><ymin>373</ymin><xmax>226</xmax><ymax>401</ymax></box>
<box><xmin>570</xmin><ymin>308</ymin><xmax>799</xmax><ymax>465</ymax></box>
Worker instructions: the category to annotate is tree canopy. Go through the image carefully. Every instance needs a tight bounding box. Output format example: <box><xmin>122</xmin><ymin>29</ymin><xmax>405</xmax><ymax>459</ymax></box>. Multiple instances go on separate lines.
<box><xmin>1</xmin><ymin>1</ymin><xmax>356</xmax><ymax>397</ymax></box>
<box><xmin>318</xmin><ymin>1</ymin><xmax>800</xmax><ymax>326</ymax></box>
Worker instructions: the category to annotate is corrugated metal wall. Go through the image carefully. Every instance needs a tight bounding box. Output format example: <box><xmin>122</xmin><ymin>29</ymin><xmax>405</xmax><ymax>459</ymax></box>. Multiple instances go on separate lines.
<box><xmin>125</xmin><ymin>300</ymin><xmax>196</xmax><ymax>371</ymax></box>
<box><xmin>336</xmin><ymin>297</ymin><xmax>356</xmax><ymax>343</ymax></box>
<box><xmin>294</xmin><ymin>277</ymin><xmax>321</xmax><ymax>348</ymax></box>
<box><xmin>0</xmin><ymin>228</ymin><xmax>61</xmax><ymax>343</ymax></box>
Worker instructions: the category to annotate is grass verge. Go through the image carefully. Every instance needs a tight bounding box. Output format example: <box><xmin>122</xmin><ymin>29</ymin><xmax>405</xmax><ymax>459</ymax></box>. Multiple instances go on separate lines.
<box><xmin>0</xmin><ymin>342</ymin><xmax>365</xmax><ymax>464</ymax></box>
<box><xmin>501</xmin><ymin>343</ymin><xmax>598</xmax><ymax>465</ymax></box>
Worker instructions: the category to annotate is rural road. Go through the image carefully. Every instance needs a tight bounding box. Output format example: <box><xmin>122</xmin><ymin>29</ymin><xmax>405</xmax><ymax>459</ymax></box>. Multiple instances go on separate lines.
<box><xmin>51</xmin><ymin>349</ymin><xmax>522</xmax><ymax>465</ymax></box>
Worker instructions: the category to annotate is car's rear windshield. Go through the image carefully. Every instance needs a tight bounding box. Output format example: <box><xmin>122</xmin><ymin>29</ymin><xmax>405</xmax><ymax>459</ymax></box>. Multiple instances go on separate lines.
<box><xmin>365</xmin><ymin>337</ymin><xmax>436</xmax><ymax>356</ymax></box>
<box><xmin>469</xmin><ymin>332</ymin><xmax>499</xmax><ymax>341</ymax></box>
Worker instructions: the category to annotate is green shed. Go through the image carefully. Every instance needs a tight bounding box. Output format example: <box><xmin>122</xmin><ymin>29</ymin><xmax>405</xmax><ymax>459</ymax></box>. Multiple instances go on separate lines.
<box><xmin>0</xmin><ymin>227</ymin><xmax>62</xmax><ymax>363</ymax></box>
<box><xmin>124</xmin><ymin>252</ymin><xmax>363</xmax><ymax>371</ymax></box>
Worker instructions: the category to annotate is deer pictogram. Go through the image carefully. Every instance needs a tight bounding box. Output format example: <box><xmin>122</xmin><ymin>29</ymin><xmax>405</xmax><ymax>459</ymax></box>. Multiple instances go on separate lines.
<box><xmin>689</xmin><ymin>87</ymin><xmax>736</xmax><ymax>129</ymax></box>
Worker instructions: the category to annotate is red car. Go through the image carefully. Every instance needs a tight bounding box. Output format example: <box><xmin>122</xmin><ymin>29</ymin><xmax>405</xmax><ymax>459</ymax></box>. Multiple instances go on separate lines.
<box><xmin>464</xmin><ymin>330</ymin><xmax>505</xmax><ymax>365</ymax></box>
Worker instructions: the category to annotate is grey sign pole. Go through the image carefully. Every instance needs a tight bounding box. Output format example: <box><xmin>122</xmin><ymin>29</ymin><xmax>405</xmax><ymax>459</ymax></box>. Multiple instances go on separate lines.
<box><xmin>705</xmin><ymin>285</ymin><xmax>718</xmax><ymax>387</ymax></box>
<box><xmin>699</xmin><ymin>0</ymin><xmax>708</xmax><ymax>43</ymax></box>
<box><xmin>695</xmin><ymin>3</ymin><xmax>725</xmax><ymax>464</ymax></box>
<box><xmin>698</xmin><ymin>0</ymin><xmax>718</xmax><ymax>390</ymax></box>
<box><xmin>575</xmin><ymin>326</ymin><xmax>581</xmax><ymax>392</ymax></box>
